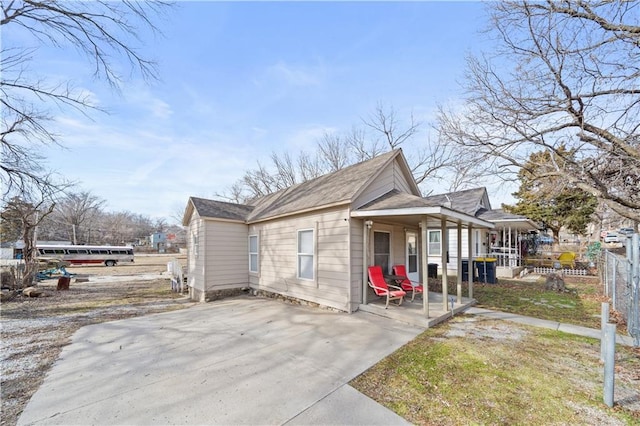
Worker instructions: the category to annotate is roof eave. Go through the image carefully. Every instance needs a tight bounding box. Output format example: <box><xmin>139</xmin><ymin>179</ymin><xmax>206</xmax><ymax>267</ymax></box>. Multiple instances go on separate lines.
<box><xmin>489</xmin><ymin>218</ymin><xmax>541</xmax><ymax>229</ymax></box>
<box><xmin>248</xmin><ymin>200</ymin><xmax>351</xmax><ymax>224</ymax></box>
<box><xmin>182</xmin><ymin>199</ymin><xmax>195</xmax><ymax>226</ymax></box>
<box><xmin>199</xmin><ymin>216</ymin><xmax>248</xmax><ymax>224</ymax></box>
<box><xmin>351</xmin><ymin>206</ymin><xmax>495</xmax><ymax>229</ymax></box>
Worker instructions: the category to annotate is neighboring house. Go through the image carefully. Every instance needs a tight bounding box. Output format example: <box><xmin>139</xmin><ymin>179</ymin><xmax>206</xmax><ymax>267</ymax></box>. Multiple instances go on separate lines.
<box><xmin>182</xmin><ymin>149</ymin><xmax>495</xmax><ymax>314</ymax></box>
<box><xmin>424</xmin><ymin>188</ymin><xmax>540</xmax><ymax>278</ymax></box>
<box><xmin>150</xmin><ymin>232</ymin><xmax>167</xmax><ymax>251</ymax></box>
<box><xmin>1</xmin><ymin>242</ymin><xmax>15</xmax><ymax>260</ymax></box>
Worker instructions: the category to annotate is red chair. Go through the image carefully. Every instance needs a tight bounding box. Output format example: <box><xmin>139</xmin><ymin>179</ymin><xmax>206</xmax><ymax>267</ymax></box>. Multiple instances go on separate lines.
<box><xmin>392</xmin><ymin>265</ymin><xmax>424</xmax><ymax>302</ymax></box>
<box><xmin>368</xmin><ymin>265</ymin><xmax>406</xmax><ymax>308</ymax></box>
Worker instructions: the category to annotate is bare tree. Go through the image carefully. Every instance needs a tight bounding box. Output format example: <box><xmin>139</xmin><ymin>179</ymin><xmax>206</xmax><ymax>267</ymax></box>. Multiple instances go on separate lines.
<box><xmin>49</xmin><ymin>191</ymin><xmax>105</xmax><ymax>244</ymax></box>
<box><xmin>363</xmin><ymin>103</ymin><xmax>459</xmax><ymax>186</ymax></box>
<box><xmin>363</xmin><ymin>102</ymin><xmax>421</xmax><ymax>149</ymax></box>
<box><xmin>437</xmin><ymin>0</ymin><xmax>640</xmax><ymax>222</ymax></box>
<box><xmin>345</xmin><ymin>126</ymin><xmax>382</xmax><ymax>162</ymax></box>
<box><xmin>1</xmin><ymin>0</ymin><xmax>170</xmax><ymax>197</ymax></box>
<box><xmin>297</xmin><ymin>151</ymin><xmax>324</xmax><ymax>182</ymax></box>
<box><xmin>0</xmin><ymin>184</ymin><xmax>60</xmax><ymax>287</ymax></box>
<box><xmin>220</xmin><ymin>102</ymin><xmax>465</xmax><ymax>202</ymax></box>
<box><xmin>271</xmin><ymin>151</ymin><xmax>298</xmax><ymax>188</ymax></box>
<box><xmin>317</xmin><ymin>132</ymin><xmax>350</xmax><ymax>172</ymax></box>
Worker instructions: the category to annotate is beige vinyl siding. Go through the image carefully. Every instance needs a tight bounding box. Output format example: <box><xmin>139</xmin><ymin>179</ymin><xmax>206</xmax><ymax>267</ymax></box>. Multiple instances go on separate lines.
<box><xmin>353</xmin><ymin>162</ymin><xmax>395</xmax><ymax>209</ymax></box>
<box><xmin>250</xmin><ymin>207</ymin><xmax>351</xmax><ymax>311</ymax></box>
<box><xmin>353</xmin><ymin>158</ymin><xmax>419</xmax><ymax>209</ymax></box>
<box><xmin>187</xmin><ymin>214</ymin><xmax>206</xmax><ymax>301</ymax></box>
<box><xmin>202</xmin><ymin>220</ymin><xmax>249</xmax><ymax>292</ymax></box>
<box><xmin>391</xmin><ymin>224</ymin><xmax>406</xmax><ymax>268</ymax></box>
<box><xmin>349</xmin><ymin>218</ymin><xmax>363</xmax><ymax>312</ymax></box>
<box><xmin>392</xmin><ymin>162</ymin><xmax>414</xmax><ymax>194</ymax></box>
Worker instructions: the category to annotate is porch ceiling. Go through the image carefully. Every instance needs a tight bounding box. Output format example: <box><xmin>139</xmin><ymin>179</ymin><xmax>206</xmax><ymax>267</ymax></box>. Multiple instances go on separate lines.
<box><xmin>351</xmin><ymin>209</ymin><xmax>493</xmax><ymax>229</ymax></box>
<box><xmin>351</xmin><ymin>207</ymin><xmax>494</xmax><ymax>229</ymax></box>
<box><xmin>351</xmin><ymin>189</ymin><xmax>493</xmax><ymax>229</ymax></box>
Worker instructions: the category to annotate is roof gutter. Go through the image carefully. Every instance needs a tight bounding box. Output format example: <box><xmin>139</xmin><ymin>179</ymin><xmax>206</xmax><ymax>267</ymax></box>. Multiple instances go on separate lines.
<box><xmin>350</xmin><ymin>206</ymin><xmax>495</xmax><ymax>229</ymax></box>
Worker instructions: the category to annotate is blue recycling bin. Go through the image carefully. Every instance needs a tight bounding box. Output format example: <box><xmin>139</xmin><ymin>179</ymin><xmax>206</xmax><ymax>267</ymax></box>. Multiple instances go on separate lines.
<box><xmin>461</xmin><ymin>259</ymin><xmax>476</xmax><ymax>281</ymax></box>
<box><xmin>474</xmin><ymin>258</ymin><xmax>497</xmax><ymax>284</ymax></box>
<box><xmin>427</xmin><ymin>263</ymin><xmax>438</xmax><ymax>278</ymax></box>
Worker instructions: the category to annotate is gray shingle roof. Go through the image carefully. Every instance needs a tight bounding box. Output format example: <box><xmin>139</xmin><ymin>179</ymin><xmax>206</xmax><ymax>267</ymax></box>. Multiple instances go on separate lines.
<box><xmin>186</xmin><ymin>150</ymin><xmax>402</xmax><ymax>223</ymax></box>
<box><xmin>423</xmin><ymin>187</ymin><xmax>489</xmax><ymax>216</ymax></box>
<box><xmin>356</xmin><ymin>189</ymin><xmax>442</xmax><ymax>211</ymax></box>
<box><xmin>189</xmin><ymin>197</ymin><xmax>254</xmax><ymax>221</ymax></box>
<box><xmin>246</xmin><ymin>150</ymin><xmax>400</xmax><ymax>222</ymax></box>
<box><xmin>477</xmin><ymin>208</ymin><xmax>532</xmax><ymax>222</ymax></box>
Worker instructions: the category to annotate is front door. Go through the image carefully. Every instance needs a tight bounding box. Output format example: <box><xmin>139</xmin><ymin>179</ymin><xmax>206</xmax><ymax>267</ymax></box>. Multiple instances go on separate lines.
<box><xmin>406</xmin><ymin>232</ymin><xmax>419</xmax><ymax>282</ymax></box>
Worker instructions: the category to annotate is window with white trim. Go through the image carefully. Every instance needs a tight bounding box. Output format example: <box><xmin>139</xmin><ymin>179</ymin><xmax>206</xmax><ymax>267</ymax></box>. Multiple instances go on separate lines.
<box><xmin>192</xmin><ymin>232</ymin><xmax>199</xmax><ymax>258</ymax></box>
<box><xmin>428</xmin><ymin>230</ymin><xmax>441</xmax><ymax>256</ymax></box>
<box><xmin>297</xmin><ymin>229</ymin><xmax>314</xmax><ymax>280</ymax></box>
<box><xmin>374</xmin><ymin>231</ymin><xmax>391</xmax><ymax>273</ymax></box>
<box><xmin>249</xmin><ymin>234</ymin><xmax>259</xmax><ymax>273</ymax></box>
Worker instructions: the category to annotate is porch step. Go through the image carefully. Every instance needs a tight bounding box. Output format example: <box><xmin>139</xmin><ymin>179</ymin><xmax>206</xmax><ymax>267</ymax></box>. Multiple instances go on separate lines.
<box><xmin>357</xmin><ymin>297</ymin><xmax>476</xmax><ymax>328</ymax></box>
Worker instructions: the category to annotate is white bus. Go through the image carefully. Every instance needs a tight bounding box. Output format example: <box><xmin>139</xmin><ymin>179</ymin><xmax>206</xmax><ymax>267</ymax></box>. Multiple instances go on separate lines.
<box><xmin>36</xmin><ymin>244</ymin><xmax>134</xmax><ymax>267</ymax></box>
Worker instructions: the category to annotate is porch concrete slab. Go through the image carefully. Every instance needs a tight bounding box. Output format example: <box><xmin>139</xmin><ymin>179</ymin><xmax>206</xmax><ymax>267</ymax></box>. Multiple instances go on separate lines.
<box><xmin>466</xmin><ymin>307</ymin><xmax>636</xmax><ymax>346</ymax></box>
<box><xmin>18</xmin><ymin>296</ymin><xmax>422</xmax><ymax>425</ymax></box>
<box><xmin>359</xmin><ymin>292</ymin><xmax>476</xmax><ymax>328</ymax></box>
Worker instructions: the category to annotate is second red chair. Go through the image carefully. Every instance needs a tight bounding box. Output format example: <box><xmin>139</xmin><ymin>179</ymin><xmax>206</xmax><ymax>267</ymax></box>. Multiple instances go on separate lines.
<box><xmin>392</xmin><ymin>264</ymin><xmax>424</xmax><ymax>302</ymax></box>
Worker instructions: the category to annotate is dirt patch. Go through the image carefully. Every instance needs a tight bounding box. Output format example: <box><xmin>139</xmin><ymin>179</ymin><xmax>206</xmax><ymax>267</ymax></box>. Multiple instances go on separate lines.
<box><xmin>0</xmin><ymin>254</ymin><xmax>194</xmax><ymax>426</ymax></box>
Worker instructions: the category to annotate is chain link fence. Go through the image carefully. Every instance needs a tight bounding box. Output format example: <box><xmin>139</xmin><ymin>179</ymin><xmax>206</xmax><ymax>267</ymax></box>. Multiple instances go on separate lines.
<box><xmin>600</xmin><ymin>234</ymin><xmax>640</xmax><ymax>347</ymax></box>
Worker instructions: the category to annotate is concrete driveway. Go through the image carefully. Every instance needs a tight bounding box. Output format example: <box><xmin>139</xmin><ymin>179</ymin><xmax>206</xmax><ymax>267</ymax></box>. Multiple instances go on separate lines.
<box><xmin>18</xmin><ymin>296</ymin><xmax>422</xmax><ymax>425</ymax></box>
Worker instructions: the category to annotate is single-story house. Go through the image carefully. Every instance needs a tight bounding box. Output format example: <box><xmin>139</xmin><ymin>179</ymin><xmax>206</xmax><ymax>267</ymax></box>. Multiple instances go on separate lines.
<box><xmin>183</xmin><ymin>149</ymin><xmax>503</xmax><ymax>318</ymax></box>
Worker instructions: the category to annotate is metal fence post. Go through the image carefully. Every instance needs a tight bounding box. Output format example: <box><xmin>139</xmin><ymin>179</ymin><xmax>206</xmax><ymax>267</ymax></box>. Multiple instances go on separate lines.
<box><xmin>603</xmin><ymin>251</ymin><xmax>609</xmax><ymax>298</ymax></box>
<box><xmin>612</xmin><ymin>254</ymin><xmax>617</xmax><ymax>311</ymax></box>
<box><xmin>603</xmin><ymin>323</ymin><xmax>616</xmax><ymax>407</ymax></box>
<box><xmin>630</xmin><ymin>234</ymin><xmax>639</xmax><ymax>347</ymax></box>
<box><xmin>601</xmin><ymin>302</ymin><xmax>609</xmax><ymax>362</ymax></box>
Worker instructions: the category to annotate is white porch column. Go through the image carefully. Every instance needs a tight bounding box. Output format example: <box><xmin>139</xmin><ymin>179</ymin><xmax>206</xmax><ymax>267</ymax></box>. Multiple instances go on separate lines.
<box><xmin>441</xmin><ymin>217</ymin><xmax>448</xmax><ymax>312</ymax></box>
<box><xmin>457</xmin><ymin>222</ymin><xmax>462</xmax><ymax>304</ymax></box>
<box><xmin>508</xmin><ymin>226</ymin><xmax>512</xmax><ymax>267</ymax></box>
<box><xmin>421</xmin><ymin>218</ymin><xmax>429</xmax><ymax>318</ymax></box>
<box><xmin>468</xmin><ymin>224</ymin><xmax>473</xmax><ymax>299</ymax></box>
<box><xmin>362</xmin><ymin>220</ymin><xmax>371</xmax><ymax>305</ymax></box>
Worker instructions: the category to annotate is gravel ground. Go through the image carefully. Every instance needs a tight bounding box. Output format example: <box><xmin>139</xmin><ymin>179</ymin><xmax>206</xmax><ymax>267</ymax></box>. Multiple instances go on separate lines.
<box><xmin>0</xmin><ymin>254</ymin><xmax>194</xmax><ymax>426</ymax></box>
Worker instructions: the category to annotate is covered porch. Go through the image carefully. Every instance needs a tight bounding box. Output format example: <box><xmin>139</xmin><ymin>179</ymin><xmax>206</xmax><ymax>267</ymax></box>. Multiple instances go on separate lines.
<box><xmin>351</xmin><ymin>190</ymin><xmax>494</xmax><ymax>326</ymax></box>
<box><xmin>479</xmin><ymin>210</ymin><xmax>540</xmax><ymax>278</ymax></box>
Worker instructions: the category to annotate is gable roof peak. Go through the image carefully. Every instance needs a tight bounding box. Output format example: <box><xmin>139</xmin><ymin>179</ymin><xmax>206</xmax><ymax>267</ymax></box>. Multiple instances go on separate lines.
<box><xmin>247</xmin><ymin>149</ymin><xmax>404</xmax><ymax>222</ymax></box>
<box><xmin>423</xmin><ymin>187</ymin><xmax>490</xmax><ymax>216</ymax></box>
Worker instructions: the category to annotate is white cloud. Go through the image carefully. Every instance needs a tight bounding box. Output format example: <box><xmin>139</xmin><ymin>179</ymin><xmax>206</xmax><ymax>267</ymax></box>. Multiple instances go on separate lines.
<box><xmin>284</xmin><ymin>125</ymin><xmax>338</xmax><ymax>151</ymax></box>
<box><xmin>263</xmin><ymin>60</ymin><xmax>325</xmax><ymax>88</ymax></box>
<box><xmin>120</xmin><ymin>84</ymin><xmax>174</xmax><ymax>120</ymax></box>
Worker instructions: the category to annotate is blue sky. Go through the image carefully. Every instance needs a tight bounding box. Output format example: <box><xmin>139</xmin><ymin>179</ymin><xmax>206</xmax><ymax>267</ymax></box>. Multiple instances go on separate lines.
<box><xmin>14</xmin><ymin>1</ymin><xmax>507</xmax><ymax>222</ymax></box>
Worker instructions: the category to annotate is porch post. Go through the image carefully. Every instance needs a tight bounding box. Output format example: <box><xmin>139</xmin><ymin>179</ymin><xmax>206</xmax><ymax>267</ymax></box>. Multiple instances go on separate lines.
<box><xmin>441</xmin><ymin>217</ymin><xmax>448</xmax><ymax>312</ymax></box>
<box><xmin>457</xmin><ymin>221</ymin><xmax>462</xmax><ymax>304</ymax></box>
<box><xmin>468</xmin><ymin>224</ymin><xmax>473</xmax><ymax>299</ymax></box>
<box><xmin>421</xmin><ymin>218</ymin><xmax>429</xmax><ymax>318</ymax></box>
<box><xmin>508</xmin><ymin>226</ymin><xmax>512</xmax><ymax>267</ymax></box>
<box><xmin>362</xmin><ymin>220</ymin><xmax>370</xmax><ymax>305</ymax></box>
